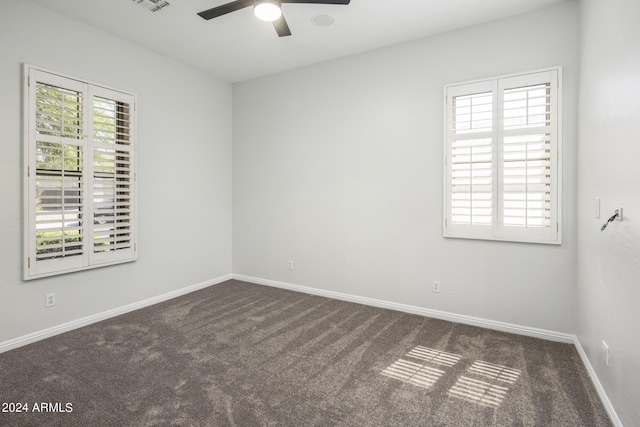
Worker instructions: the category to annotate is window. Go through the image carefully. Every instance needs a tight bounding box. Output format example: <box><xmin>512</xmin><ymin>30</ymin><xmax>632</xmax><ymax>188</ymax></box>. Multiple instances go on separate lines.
<box><xmin>23</xmin><ymin>65</ymin><xmax>137</xmax><ymax>280</ymax></box>
<box><xmin>443</xmin><ymin>68</ymin><xmax>561</xmax><ymax>244</ymax></box>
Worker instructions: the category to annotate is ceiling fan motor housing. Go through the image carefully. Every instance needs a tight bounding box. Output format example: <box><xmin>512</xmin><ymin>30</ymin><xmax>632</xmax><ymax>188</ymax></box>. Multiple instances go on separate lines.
<box><xmin>197</xmin><ymin>0</ymin><xmax>350</xmax><ymax>37</ymax></box>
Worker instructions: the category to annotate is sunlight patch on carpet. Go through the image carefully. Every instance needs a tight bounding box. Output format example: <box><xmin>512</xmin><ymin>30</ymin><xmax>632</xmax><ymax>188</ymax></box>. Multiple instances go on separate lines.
<box><xmin>380</xmin><ymin>346</ymin><xmax>460</xmax><ymax>389</ymax></box>
<box><xmin>447</xmin><ymin>361</ymin><xmax>521</xmax><ymax>407</ymax></box>
<box><xmin>468</xmin><ymin>360</ymin><xmax>521</xmax><ymax>384</ymax></box>
<box><xmin>447</xmin><ymin>376</ymin><xmax>510</xmax><ymax>407</ymax></box>
<box><xmin>406</xmin><ymin>346</ymin><xmax>462</xmax><ymax>367</ymax></box>
<box><xmin>380</xmin><ymin>345</ymin><xmax>521</xmax><ymax>408</ymax></box>
<box><xmin>381</xmin><ymin>358</ymin><xmax>446</xmax><ymax>389</ymax></box>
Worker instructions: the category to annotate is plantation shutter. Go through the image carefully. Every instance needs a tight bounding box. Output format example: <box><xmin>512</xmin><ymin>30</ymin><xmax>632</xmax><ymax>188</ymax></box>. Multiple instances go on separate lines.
<box><xmin>24</xmin><ymin>65</ymin><xmax>137</xmax><ymax>280</ymax></box>
<box><xmin>444</xmin><ymin>68</ymin><xmax>560</xmax><ymax>244</ymax></box>
<box><xmin>90</xmin><ymin>88</ymin><xmax>135</xmax><ymax>264</ymax></box>
<box><xmin>27</xmin><ymin>71</ymin><xmax>88</xmax><ymax>276</ymax></box>
<box><xmin>445</xmin><ymin>80</ymin><xmax>497</xmax><ymax>240</ymax></box>
<box><xmin>450</xmin><ymin>90</ymin><xmax>494</xmax><ymax>226</ymax></box>
<box><xmin>498</xmin><ymin>70</ymin><xmax>558</xmax><ymax>242</ymax></box>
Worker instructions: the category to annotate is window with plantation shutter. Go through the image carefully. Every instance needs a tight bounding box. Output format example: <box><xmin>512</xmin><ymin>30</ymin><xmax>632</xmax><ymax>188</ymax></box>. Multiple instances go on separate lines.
<box><xmin>444</xmin><ymin>68</ymin><xmax>561</xmax><ymax>244</ymax></box>
<box><xmin>91</xmin><ymin>92</ymin><xmax>134</xmax><ymax>263</ymax></box>
<box><xmin>24</xmin><ymin>65</ymin><xmax>137</xmax><ymax>280</ymax></box>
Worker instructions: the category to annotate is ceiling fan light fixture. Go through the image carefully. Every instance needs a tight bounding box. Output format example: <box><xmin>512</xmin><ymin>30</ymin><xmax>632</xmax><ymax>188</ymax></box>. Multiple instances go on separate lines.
<box><xmin>254</xmin><ymin>0</ymin><xmax>282</xmax><ymax>22</ymax></box>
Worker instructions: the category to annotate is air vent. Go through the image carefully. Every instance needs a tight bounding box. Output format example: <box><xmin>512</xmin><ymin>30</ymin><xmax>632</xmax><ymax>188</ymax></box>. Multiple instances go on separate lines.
<box><xmin>132</xmin><ymin>0</ymin><xmax>170</xmax><ymax>12</ymax></box>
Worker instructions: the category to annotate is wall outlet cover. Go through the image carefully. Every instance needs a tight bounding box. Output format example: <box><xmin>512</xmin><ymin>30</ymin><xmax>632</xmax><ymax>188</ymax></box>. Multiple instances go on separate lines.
<box><xmin>45</xmin><ymin>293</ymin><xmax>56</xmax><ymax>308</ymax></box>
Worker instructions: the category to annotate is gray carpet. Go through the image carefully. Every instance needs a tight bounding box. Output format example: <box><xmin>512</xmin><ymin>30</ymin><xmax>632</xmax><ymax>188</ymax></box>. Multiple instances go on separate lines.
<box><xmin>0</xmin><ymin>280</ymin><xmax>611</xmax><ymax>426</ymax></box>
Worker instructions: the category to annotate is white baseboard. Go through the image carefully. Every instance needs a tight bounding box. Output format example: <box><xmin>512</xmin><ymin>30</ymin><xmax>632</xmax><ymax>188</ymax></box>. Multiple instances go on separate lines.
<box><xmin>232</xmin><ymin>274</ymin><xmax>575</xmax><ymax>343</ymax></box>
<box><xmin>574</xmin><ymin>339</ymin><xmax>623</xmax><ymax>427</ymax></box>
<box><xmin>0</xmin><ymin>274</ymin><xmax>233</xmax><ymax>354</ymax></box>
<box><xmin>234</xmin><ymin>274</ymin><xmax>622</xmax><ymax>425</ymax></box>
<box><xmin>1</xmin><ymin>272</ymin><xmax>621</xmax><ymax>425</ymax></box>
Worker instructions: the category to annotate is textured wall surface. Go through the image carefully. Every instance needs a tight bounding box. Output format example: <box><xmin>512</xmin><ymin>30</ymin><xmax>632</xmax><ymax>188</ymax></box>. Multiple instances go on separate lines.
<box><xmin>233</xmin><ymin>2</ymin><xmax>579</xmax><ymax>333</ymax></box>
<box><xmin>577</xmin><ymin>0</ymin><xmax>640</xmax><ymax>424</ymax></box>
<box><xmin>0</xmin><ymin>0</ymin><xmax>233</xmax><ymax>342</ymax></box>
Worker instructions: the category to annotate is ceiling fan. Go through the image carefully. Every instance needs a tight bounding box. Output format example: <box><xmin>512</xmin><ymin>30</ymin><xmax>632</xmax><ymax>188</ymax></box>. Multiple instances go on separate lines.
<box><xmin>197</xmin><ymin>0</ymin><xmax>351</xmax><ymax>37</ymax></box>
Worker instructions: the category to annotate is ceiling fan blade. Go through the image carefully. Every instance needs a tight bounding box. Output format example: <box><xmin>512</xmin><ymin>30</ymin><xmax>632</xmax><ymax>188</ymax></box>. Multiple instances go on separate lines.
<box><xmin>272</xmin><ymin>14</ymin><xmax>292</xmax><ymax>37</ymax></box>
<box><xmin>198</xmin><ymin>0</ymin><xmax>254</xmax><ymax>20</ymax></box>
<box><xmin>281</xmin><ymin>0</ymin><xmax>350</xmax><ymax>4</ymax></box>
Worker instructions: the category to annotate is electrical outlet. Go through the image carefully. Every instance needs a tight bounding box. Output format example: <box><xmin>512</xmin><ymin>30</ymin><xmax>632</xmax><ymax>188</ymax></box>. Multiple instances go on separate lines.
<box><xmin>601</xmin><ymin>340</ymin><xmax>610</xmax><ymax>367</ymax></box>
<box><xmin>45</xmin><ymin>292</ymin><xmax>56</xmax><ymax>308</ymax></box>
<box><xmin>287</xmin><ymin>260</ymin><xmax>294</xmax><ymax>270</ymax></box>
<box><xmin>432</xmin><ymin>281</ymin><xmax>440</xmax><ymax>293</ymax></box>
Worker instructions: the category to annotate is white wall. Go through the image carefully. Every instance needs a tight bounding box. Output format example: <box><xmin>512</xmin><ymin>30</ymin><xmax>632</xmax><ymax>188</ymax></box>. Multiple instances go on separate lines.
<box><xmin>233</xmin><ymin>1</ymin><xmax>579</xmax><ymax>333</ymax></box>
<box><xmin>577</xmin><ymin>0</ymin><xmax>640</xmax><ymax>424</ymax></box>
<box><xmin>1</xmin><ymin>0</ymin><xmax>635</xmax><ymax>421</ymax></box>
<box><xmin>0</xmin><ymin>0</ymin><xmax>232</xmax><ymax>342</ymax></box>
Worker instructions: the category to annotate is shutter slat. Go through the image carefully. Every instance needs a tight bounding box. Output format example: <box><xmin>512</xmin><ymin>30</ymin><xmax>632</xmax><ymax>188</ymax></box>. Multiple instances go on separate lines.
<box><xmin>35</xmin><ymin>82</ymin><xmax>84</xmax><ymax>141</ymax></box>
<box><xmin>503</xmin><ymin>84</ymin><xmax>551</xmax><ymax>130</ymax></box>
<box><xmin>34</xmin><ymin>137</ymin><xmax>85</xmax><ymax>263</ymax></box>
<box><xmin>449</xmin><ymin>108</ymin><xmax>494</xmax><ymax>225</ymax></box>
<box><xmin>502</xmin><ymin>122</ymin><xmax>552</xmax><ymax>227</ymax></box>
<box><xmin>452</xmin><ymin>92</ymin><xmax>493</xmax><ymax>135</ymax></box>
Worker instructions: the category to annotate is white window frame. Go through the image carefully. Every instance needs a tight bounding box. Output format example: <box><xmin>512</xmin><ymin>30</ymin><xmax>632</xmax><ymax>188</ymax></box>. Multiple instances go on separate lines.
<box><xmin>443</xmin><ymin>68</ymin><xmax>562</xmax><ymax>245</ymax></box>
<box><xmin>23</xmin><ymin>64</ymin><xmax>137</xmax><ymax>280</ymax></box>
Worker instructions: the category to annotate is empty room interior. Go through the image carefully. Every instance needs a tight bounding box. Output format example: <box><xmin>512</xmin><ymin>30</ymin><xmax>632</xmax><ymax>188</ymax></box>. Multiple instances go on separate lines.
<box><xmin>0</xmin><ymin>0</ymin><xmax>638</xmax><ymax>425</ymax></box>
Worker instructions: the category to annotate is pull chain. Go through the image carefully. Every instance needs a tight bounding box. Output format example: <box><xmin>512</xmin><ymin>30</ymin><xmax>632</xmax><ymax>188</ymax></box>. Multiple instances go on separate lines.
<box><xmin>601</xmin><ymin>209</ymin><xmax>620</xmax><ymax>231</ymax></box>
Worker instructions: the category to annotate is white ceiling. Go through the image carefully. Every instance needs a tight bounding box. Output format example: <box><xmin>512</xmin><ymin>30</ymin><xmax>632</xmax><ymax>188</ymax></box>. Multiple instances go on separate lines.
<box><xmin>31</xmin><ymin>0</ymin><xmax>565</xmax><ymax>83</ymax></box>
